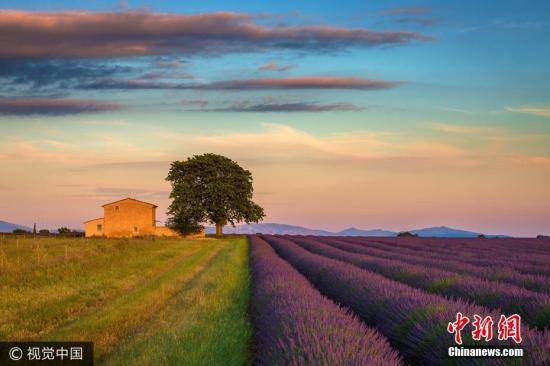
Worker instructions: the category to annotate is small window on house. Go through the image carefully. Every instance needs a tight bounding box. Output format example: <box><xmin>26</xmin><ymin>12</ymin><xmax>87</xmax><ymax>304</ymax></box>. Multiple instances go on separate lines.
<box><xmin>97</xmin><ymin>224</ymin><xmax>102</xmax><ymax>231</ymax></box>
<box><xmin>115</xmin><ymin>206</ymin><xmax>119</xmax><ymax>211</ymax></box>
<box><xmin>134</xmin><ymin>226</ymin><xmax>138</xmax><ymax>233</ymax></box>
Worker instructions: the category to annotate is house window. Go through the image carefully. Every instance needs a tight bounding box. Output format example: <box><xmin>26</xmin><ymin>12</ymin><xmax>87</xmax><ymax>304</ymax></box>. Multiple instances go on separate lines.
<box><xmin>134</xmin><ymin>226</ymin><xmax>138</xmax><ymax>233</ymax></box>
<box><xmin>115</xmin><ymin>206</ymin><xmax>119</xmax><ymax>211</ymax></box>
<box><xmin>97</xmin><ymin>224</ymin><xmax>102</xmax><ymax>231</ymax></box>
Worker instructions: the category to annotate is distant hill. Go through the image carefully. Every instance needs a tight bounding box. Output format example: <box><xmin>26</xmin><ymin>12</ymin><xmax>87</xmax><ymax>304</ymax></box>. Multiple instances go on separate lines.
<box><xmin>0</xmin><ymin>220</ymin><xmax>32</xmax><ymax>233</ymax></box>
<box><xmin>205</xmin><ymin>223</ymin><xmax>334</xmax><ymax>236</ymax></box>
<box><xmin>335</xmin><ymin>228</ymin><xmax>396</xmax><ymax>237</ymax></box>
<box><xmin>410</xmin><ymin>226</ymin><xmax>508</xmax><ymax>238</ymax></box>
<box><xmin>206</xmin><ymin>223</ymin><xmax>509</xmax><ymax>237</ymax></box>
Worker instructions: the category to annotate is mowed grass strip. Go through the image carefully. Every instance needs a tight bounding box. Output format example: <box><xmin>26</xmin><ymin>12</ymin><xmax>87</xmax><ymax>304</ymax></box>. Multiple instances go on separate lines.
<box><xmin>43</xmin><ymin>240</ymin><xmax>225</xmax><ymax>360</ymax></box>
<box><xmin>103</xmin><ymin>236</ymin><xmax>251</xmax><ymax>366</ymax></box>
<box><xmin>0</xmin><ymin>237</ymin><xmax>208</xmax><ymax>339</ymax></box>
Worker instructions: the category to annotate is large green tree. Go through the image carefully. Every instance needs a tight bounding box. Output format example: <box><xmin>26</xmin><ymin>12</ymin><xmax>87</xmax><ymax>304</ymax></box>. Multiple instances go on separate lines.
<box><xmin>166</xmin><ymin>153</ymin><xmax>265</xmax><ymax>235</ymax></box>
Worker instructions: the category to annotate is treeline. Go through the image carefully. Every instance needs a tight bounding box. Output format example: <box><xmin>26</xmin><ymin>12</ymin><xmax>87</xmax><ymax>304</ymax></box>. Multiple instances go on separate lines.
<box><xmin>7</xmin><ymin>227</ymin><xmax>83</xmax><ymax>237</ymax></box>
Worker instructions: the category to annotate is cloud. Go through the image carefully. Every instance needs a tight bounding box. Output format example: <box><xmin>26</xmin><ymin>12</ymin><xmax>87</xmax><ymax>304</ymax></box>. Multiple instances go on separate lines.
<box><xmin>507</xmin><ymin>105</ymin><xmax>550</xmax><ymax>118</ymax></box>
<box><xmin>429</xmin><ymin>123</ymin><xmax>496</xmax><ymax>135</ymax></box>
<box><xmin>78</xmin><ymin>120</ymin><xmax>131</xmax><ymax>126</ymax></box>
<box><xmin>178</xmin><ymin>123</ymin><xmax>464</xmax><ymax>165</ymax></box>
<box><xmin>197</xmin><ymin>76</ymin><xmax>400</xmax><ymax>90</ymax></box>
<box><xmin>492</xmin><ymin>19</ymin><xmax>548</xmax><ymax>31</ymax></box>
<box><xmin>93</xmin><ymin>187</ymin><xmax>170</xmax><ymax>199</ymax></box>
<box><xmin>201</xmin><ymin>101</ymin><xmax>362</xmax><ymax>112</ymax></box>
<box><xmin>181</xmin><ymin>99</ymin><xmax>209</xmax><ymax>107</ymax></box>
<box><xmin>0</xmin><ymin>59</ymin><xmax>131</xmax><ymax>90</ymax></box>
<box><xmin>155</xmin><ymin>59</ymin><xmax>185</xmax><ymax>69</ymax></box>
<box><xmin>81</xmin><ymin>78</ymin><xmax>184</xmax><ymax>90</ymax></box>
<box><xmin>0</xmin><ymin>10</ymin><xmax>431</xmax><ymax>59</ymax></box>
<box><xmin>0</xmin><ymin>58</ymin><xmax>194</xmax><ymax>95</ymax></box>
<box><xmin>437</xmin><ymin>106</ymin><xmax>472</xmax><ymax>115</ymax></box>
<box><xmin>81</xmin><ymin>75</ymin><xmax>401</xmax><ymax>91</ymax></box>
<box><xmin>137</xmin><ymin>70</ymin><xmax>195</xmax><ymax>80</ymax></box>
<box><xmin>509</xmin><ymin>155</ymin><xmax>550</xmax><ymax>167</ymax></box>
<box><xmin>0</xmin><ymin>98</ymin><xmax>122</xmax><ymax>116</ymax></box>
<box><xmin>394</xmin><ymin>18</ymin><xmax>438</xmax><ymax>26</ymax></box>
<box><xmin>379</xmin><ymin>7</ymin><xmax>436</xmax><ymax>27</ymax></box>
<box><xmin>258</xmin><ymin>62</ymin><xmax>294</xmax><ymax>72</ymax></box>
<box><xmin>186</xmin><ymin>123</ymin><xmax>382</xmax><ymax>162</ymax></box>
<box><xmin>380</xmin><ymin>7</ymin><xmax>432</xmax><ymax>16</ymax></box>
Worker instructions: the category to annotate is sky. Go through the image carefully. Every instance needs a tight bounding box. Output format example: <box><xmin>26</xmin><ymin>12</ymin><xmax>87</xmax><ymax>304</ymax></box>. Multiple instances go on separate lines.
<box><xmin>0</xmin><ymin>1</ymin><xmax>549</xmax><ymax>236</ymax></box>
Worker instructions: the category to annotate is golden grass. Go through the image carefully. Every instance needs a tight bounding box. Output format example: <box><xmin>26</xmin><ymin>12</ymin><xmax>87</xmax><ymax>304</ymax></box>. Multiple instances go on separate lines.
<box><xmin>0</xmin><ymin>235</ymin><xmax>251</xmax><ymax>364</ymax></box>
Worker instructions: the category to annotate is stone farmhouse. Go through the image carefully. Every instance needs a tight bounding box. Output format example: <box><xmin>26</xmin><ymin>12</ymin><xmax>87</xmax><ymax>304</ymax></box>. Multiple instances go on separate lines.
<box><xmin>84</xmin><ymin>197</ymin><xmax>198</xmax><ymax>238</ymax></box>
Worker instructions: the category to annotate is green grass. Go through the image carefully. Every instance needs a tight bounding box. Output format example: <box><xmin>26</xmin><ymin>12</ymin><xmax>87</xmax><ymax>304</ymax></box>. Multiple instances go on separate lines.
<box><xmin>0</xmin><ymin>235</ymin><xmax>252</xmax><ymax>365</ymax></box>
<box><xmin>104</xmin><ymin>235</ymin><xmax>252</xmax><ymax>365</ymax></box>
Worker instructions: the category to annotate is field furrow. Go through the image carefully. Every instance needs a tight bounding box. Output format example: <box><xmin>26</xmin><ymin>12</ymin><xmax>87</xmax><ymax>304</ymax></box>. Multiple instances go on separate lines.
<box><xmin>288</xmin><ymin>236</ymin><xmax>550</xmax><ymax>329</ymax></box>
<box><xmin>317</xmin><ymin>237</ymin><xmax>550</xmax><ymax>293</ymax></box>
<box><xmin>362</xmin><ymin>236</ymin><xmax>550</xmax><ymax>257</ymax></box>
<box><xmin>248</xmin><ymin>235</ymin><xmax>402</xmax><ymax>365</ymax></box>
<box><xmin>0</xmin><ymin>238</ymin><xmax>207</xmax><ymax>339</ymax></box>
<box><xmin>350</xmin><ymin>237</ymin><xmax>550</xmax><ymax>275</ymax></box>
<box><xmin>0</xmin><ymin>236</ymin><xmax>253</xmax><ymax>364</ymax></box>
<box><xmin>260</xmin><ymin>235</ymin><xmax>550</xmax><ymax>366</ymax></box>
<box><xmin>103</xmin><ymin>237</ymin><xmax>252</xmax><ymax>366</ymax></box>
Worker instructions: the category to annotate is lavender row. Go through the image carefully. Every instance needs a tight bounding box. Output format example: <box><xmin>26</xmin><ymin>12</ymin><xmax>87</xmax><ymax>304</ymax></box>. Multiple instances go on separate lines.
<box><xmin>345</xmin><ymin>236</ymin><xmax>547</xmax><ymax>262</ymax></box>
<box><xmin>417</xmin><ymin>237</ymin><xmax>550</xmax><ymax>255</ymax></box>
<box><xmin>358</xmin><ymin>237</ymin><xmax>550</xmax><ymax>271</ymax></box>
<box><xmin>288</xmin><ymin>236</ymin><xmax>550</xmax><ymax>330</ymax></box>
<box><xmin>341</xmin><ymin>237</ymin><xmax>550</xmax><ymax>281</ymax></box>
<box><xmin>261</xmin><ymin>235</ymin><xmax>550</xmax><ymax>366</ymax></box>
<box><xmin>369</xmin><ymin>236</ymin><xmax>550</xmax><ymax>256</ymax></box>
<box><xmin>316</xmin><ymin>237</ymin><xmax>550</xmax><ymax>293</ymax></box>
<box><xmin>343</xmin><ymin>236</ymin><xmax>550</xmax><ymax>261</ymax></box>
<box><xmin>248</xmin><ymin>235</ymin><xmax>402</xmax><ymax>365</ymax></box>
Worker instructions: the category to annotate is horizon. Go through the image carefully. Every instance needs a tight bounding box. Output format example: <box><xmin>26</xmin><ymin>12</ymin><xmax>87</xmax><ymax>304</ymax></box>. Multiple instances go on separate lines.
<box><xmin>1</xmin><ymin>1</ymin><xmax>549</xmax><ymax>237</ymax></box>
<box><xmin>0</xmin><ymin>219</ymin><xmax>533</xmax><ymax>238</ymax></box>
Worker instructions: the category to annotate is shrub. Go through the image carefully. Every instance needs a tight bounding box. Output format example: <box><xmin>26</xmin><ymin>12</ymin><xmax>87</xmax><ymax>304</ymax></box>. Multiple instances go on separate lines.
<box><xmin>397</xmin><ymin>231</ymin><xmax>418</xmax><ymax>237</ymax></box>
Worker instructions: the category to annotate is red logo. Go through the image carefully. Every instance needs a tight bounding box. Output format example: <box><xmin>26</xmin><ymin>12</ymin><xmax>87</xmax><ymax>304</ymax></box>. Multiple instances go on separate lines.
<box><xmin>448</xmin><ymin>313</ymin><xmax>522</xmax><ymax>344</ymax></box>
<box><xmin>447</xmin><ymin>312</ymin><xmax>470</xmax><ymax>345</ymax></box>
<box><xmin>472</xmin><ymin>314</ymin><xmax>494</xmax><ymax>341</ymax></box>
<box><xmin>497</xmin><ymin>314</ymin><xmax>522</xmax><ymax>344</ymax></box>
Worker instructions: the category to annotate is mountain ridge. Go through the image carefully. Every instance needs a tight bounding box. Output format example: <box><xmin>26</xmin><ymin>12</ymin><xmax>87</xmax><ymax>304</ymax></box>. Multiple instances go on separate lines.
<box><xmin>0</xmin><ymin>220</ymin><xmax>32</xmax><ymax>233</ymax></box>
<box><xmin>2</xmin><ymin>220</ymin><xmax>509</xmax><ymax>237</ymax></box>
<box><xmin>205</xmin><ymin>223</ymin><xmax>509</xmax><ymax>237</ymax></box>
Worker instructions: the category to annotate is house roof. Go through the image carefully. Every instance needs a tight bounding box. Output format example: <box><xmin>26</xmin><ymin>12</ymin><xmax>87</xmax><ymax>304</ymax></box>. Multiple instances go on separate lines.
<box><xmin>83</xmin><ymin>217</ymin><xmax>104</xmax><ymax>223</ymax></box>
<box><xmin>101</xmin><ymin>197</ymin><xmax>158</xmax><ymax>208</ymax></box>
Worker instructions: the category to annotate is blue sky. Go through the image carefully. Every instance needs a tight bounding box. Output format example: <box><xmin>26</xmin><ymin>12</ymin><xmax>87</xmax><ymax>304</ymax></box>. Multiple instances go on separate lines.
<box><xmin>0</xmin><ymin>1</ymin><xmax>549</xmax><ymax>236</ymax></box>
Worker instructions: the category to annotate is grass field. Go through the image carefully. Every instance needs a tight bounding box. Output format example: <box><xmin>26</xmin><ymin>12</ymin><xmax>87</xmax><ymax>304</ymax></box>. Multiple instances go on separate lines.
<box><xmin>2</xmin><ymin>234</ymin><xmax>548</xmax><ymax>365</ymax></box>
<box><xmin>0</xmin><ymin>235</ymin><xmax>251</xmax><ymax>365</ymax></box>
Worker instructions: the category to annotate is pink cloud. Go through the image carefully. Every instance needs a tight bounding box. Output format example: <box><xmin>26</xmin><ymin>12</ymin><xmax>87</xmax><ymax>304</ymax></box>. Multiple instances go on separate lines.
<box><xmin>197</xmin><ymin>76</ymin><xmax>401</xmax><ymax>90</ymax></box>
<box><xmin>258</xmin><ymin>62</ymin><xmax>294</xmax><ymax>72</ymax></box>
<box><xmin>80</xmin><ymin>75</ymin><xmax>401</xmax><ymax>90</ymax></box>
<box><xmin>0</xmin><ymin>10</ymin><xmax>431</xmax><ymax>59</ymax></box>
<box><xmin>201</xmin><ymin>101</ymin><xmax>362</xmax><ymax>112</ymax></box>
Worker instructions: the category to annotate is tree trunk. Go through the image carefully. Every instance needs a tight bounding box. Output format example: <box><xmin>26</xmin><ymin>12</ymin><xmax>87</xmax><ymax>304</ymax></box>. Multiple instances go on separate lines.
<box><xmin>215</xmin><ymin>223</ymin><xmax>223</xmax><ymax>236</ymax></box>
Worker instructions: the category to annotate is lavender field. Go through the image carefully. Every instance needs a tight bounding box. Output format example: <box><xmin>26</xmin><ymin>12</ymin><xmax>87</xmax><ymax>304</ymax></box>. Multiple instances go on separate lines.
<box><xmin>249</xmin><ymin>235</ymin><xmax>550</xmax><ymax>366</ymax></box>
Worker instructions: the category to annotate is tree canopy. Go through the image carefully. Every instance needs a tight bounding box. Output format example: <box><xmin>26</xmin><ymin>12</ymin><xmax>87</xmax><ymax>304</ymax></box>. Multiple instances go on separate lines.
<box><xmin>166</xmin><ymin>153</ymin><xmax>265</xmax><ymax>235</ymax></box>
